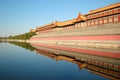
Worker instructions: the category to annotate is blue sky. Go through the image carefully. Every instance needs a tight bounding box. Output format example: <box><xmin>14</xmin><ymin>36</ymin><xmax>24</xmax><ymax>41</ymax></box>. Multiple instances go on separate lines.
<box><xmin>0</xmin><ymin>0</ymin><xmax>120</xmax><ymax>37</ymax></box>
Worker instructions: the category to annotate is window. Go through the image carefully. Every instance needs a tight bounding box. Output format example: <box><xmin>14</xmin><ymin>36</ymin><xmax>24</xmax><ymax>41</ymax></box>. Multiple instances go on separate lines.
<box><xmin>99</xmin><ymin>18</ymin><xmax>102</xmax><ymax>24</ymax></box>
<box><xmin>97</xmin><ymin>14</ymin><xmax>99</xmax><ymax>17</ymax></box>
<box><xmin>81</xmin><ymin>22</ymin><xmax>86</xmax><ymax>27</ymax></box>
<box><xmin>73</xmin><ymin>25</ymin><xmax>75</xmax><ymax>28</ymax></box>
<box><xmin>75</xmin><ymin>24</ymin><xmax>77</xmax><ymax>28</ymax></box>
<box><xmin>94</xmin><ymin>14</ymin><xmax>96</xmax><ymax>17</ymax></box>
<box><xmin>104</xmin><ymin>11</ymin><xmax>107</xmax><ymax>15</ymax></box>
<box><xmin>114</xmin><ymin>8</ymin><xmax>118</xmax><ymax>13</ymax></box>
<box><xmin>90</xmin><ymin>20</ymin><xmax>92</xmax><ymax>26</ymax></box>
<box><xmin>110</xmin><ymin>10</ymin><xmax>112</xmax><ymax>14</ymax></box>
<box><xmin>95</xmin><ymin>19</ymin><xmax>98</xmax><ymax>25</ymax></box>
<box><xmin>114</xmin><ymin>65</ymin><xmax>119</xmax><ymax>69</ymax></box>
<box><xmin>99</xmin><ymin>62</ymin><xmax>103</xmax><ymax>66</ymax></box>
<box><xmin>78</xmin><ymin>23</ymin><xmax>80</xmax><ymax>28</ymax></box>
<box><xmin>95</xmin><ymin>61</ymin><xmax>98</xmax><ymax>64</ymax></box>
<box><xmin>100</xmin><ymin>12</ymin><xmax>102</xmax><ymax>17</ymax></box>
<box><xmin>83</xmin><ymin>22</ymin><xmax>86</xmax><ymax>27</ymax></box>
<box><xmin>104</xmin><ymin>17</ymin><xmax>107</xmax><ymax>24</ymax></box>
<box><xmin>91</xmin><ymin>15</ymin><xmax>93</xmax><ymax>18</ymax></box>
<box><xmin>109</xmin><ymin>16</ymin><xmax>112</xmax><ymax>23</ymax></box>
<box><xmin>91</xmin><ymin>20</ymin><xmax>94</xmax><ymax>25</ymax></box>
<box><xmin>87</xmin><ymin>21</ymin><xmax>90</xmax><ymax>26</ymax></box>
<box><xmin>87</xmin><ymin>16</ymin><xmax>90</xmax><ymax>19</ymax></box>
<box><xmin>104</xmin><ymin>63</ymin><xmax>108</xmax><ymax>67</ymax></box>
<box><xmin>114</xmin><ymin>15</ymin><xmax>118</xmax><ymax>22</ymax></box>
<box><xmin>108</xmin><ymin>10</ymin><xmax>111</xmax><ymax>15</ymax></box>
<box><xmin>112</xmin><ymin>9</ymin><xmax>114</xmax><ymax>14</ymax></box>
<box><xmin>102</xmin><ymin>12</ymin><xmax>104</xmax><ymax>16</ymax></box>
<box><xmin>109</xmin><ymin>64</ymin><xmax>113</xmax><ymax>68</ymax></box>
<box><xmin>96</xmin><ymin>13</ymin><xmax>98</xmax><ymax>17</ymax></box>
<box><xmin>66</xmin><ymin>26</ymin><xmax>69</xmax><ymax>30</ymax></box>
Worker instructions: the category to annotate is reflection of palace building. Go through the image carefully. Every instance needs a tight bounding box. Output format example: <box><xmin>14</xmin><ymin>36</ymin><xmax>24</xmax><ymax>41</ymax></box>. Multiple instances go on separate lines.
<box><xmin>8</xmin><ymin>40</ymin><xmax>120</xmax><ymax>80</ymax></box>
<box><xmin>29</xmin><ymin>2</ymin><xmax>120</xmax><ymax>53</ymax></box>
<box><xmin>33</xmin><ymin>45</ymin><xmax>120</xmax><ymax>80</ymax></box>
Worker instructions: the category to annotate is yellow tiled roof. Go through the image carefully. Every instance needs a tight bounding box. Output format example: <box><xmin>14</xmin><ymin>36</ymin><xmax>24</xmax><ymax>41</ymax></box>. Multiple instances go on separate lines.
<box><xmin>88</xmin><ymin>2</ymin><xmax>120</xmax><ymax>14</ymax></box>
<box><xmin>36</xmin><ymin>13</ymin><xmax>86</xmax><ymax>30</ymax></box>
<box><xmin>55</xmin><ymin>18</ymin><xmax>76</xmax><ymax>26</ymax></box>
<box><xmin>55</xmin><ymin>13</ymin><xmax>86</xmax><ymax>27</ymax></box>
<box><xmin>76</xmin><ymin>13</ymin><xmax>86</xmax><ymax>21</ymax></box>
<box><xmin>37</xmin><ymin>23</ymin><xmax>55</xmax><ymax>30</ymax></box>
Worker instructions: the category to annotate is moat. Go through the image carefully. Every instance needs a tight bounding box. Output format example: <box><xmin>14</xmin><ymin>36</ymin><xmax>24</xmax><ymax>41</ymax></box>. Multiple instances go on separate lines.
<box><xmin>0</xmin><ymin>41</ymin><xmax>119</xmax><ymax>80</ymax></box>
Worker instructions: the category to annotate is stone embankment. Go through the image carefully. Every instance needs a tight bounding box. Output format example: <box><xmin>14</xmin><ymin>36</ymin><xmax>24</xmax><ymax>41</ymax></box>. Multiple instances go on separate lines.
<box><xmin>29</xmin><ymin>40</ymin><xmax>120</xmax><ymax>51</ymax></box>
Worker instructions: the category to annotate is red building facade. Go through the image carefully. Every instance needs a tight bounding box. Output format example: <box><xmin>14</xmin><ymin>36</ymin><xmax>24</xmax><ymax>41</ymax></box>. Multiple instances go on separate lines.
<box><xmin>86</xmin><ymin>2</ymin><xmax>120</xmax><ymax>26</ymax></box>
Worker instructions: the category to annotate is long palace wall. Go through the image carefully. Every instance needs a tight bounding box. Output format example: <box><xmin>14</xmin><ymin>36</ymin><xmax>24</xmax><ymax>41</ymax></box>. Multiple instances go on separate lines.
<box><xmin>29</xmin><ymin>2</ymin><xmax>120</xmax><ymax>52</ymax></box>
<box><xmin>29</xmin><ymin>23</ymin><xmax>120</xmax><ymax>50</ymax></box>
<box><xmin>32</xmin><ymin>23</ymin><xmax>120</xmax><ymax>38</ymax></box>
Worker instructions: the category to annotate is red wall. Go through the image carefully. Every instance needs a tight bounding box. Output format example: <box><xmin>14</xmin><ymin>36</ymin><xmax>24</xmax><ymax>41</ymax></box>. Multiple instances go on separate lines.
<box><xmin>31</xmin><ymin>35</ymin><xmax>120</xmax><ymax>41</ymax></box>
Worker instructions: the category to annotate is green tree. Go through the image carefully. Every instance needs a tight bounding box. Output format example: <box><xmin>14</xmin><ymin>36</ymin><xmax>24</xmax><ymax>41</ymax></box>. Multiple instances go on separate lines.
<box><xmin>8</xmin><ymin>32</ymin><xmax>36</xmax><ymax>40</ymax></box>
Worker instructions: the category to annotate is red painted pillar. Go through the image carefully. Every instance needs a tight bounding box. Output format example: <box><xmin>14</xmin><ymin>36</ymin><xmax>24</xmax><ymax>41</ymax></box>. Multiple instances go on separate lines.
<box><xmin>107</xmin><ymin>17</ymin><xmax>109</xmax><ymax>23</ymax></box>
<box><xmin>87</xmin><ymin>21</ymin><xmax>88</xmax><ymax>27</ymax></box>
<box><xmin>89</xmin><ymin>21</ymin><xmax>91</xmax><ymax>27</ymax></box>
<box><xmin>112</xmin><ymin>10</ymin><xmax>114</xmax><ymax>14</ymax></box>
<box><xmin>98</xmin><ymin>19</ymin><xmax>100</xmax><ymax>25</ymax></box>
<box><xmin>118</xmin><ymin>14</ymin><xmax>120</xmax><ymax>22</ymax></box>
<box><xmin>102</xmin><ymin>18</ymin><xmax>104</xmax><ymax>24</ymax></box>
<box><xmin>77</xmin><ymin>24</ymin><xmax>79</xmax><ymax>28</ymax></box>
<box><xmin>94</xmin><ymin>20</ymin><xmax>96</xmax><ymax>26</ymax></box>
<box><xmin>118</xmin><ymin>8</ymin><xmax>120</xmax><ymax>13</ymax></box>
<box><xmin>112</xmin><ymin>16</ymin><xmax>114</xmax><ymax>23</ymax></box>
<box><xmin>80</xmin><ymin>23</ymin><xmax>81</xmax><ymax>27</ymax></box>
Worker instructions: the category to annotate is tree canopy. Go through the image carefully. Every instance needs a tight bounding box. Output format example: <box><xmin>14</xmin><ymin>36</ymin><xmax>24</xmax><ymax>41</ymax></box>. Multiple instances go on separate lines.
<box><xmin>8</xmin><ymin>32</ymin><xmax>36</xmax><ymax>40</ymax></box>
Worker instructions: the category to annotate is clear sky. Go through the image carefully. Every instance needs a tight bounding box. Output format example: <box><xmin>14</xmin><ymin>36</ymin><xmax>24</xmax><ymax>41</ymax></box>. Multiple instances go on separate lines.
<box><xmin>0</xmin><ymin>0</ymin><xmax>120</xmax><ymax>37</ymax></box>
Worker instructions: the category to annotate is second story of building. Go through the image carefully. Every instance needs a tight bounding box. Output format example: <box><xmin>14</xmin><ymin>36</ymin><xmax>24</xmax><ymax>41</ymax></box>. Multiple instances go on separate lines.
<box><xmin>85</xmin><ymin>2</ymin><xmax>120</xmax><ymax>26</ymax></box>
<box><xmin>30</xmin><ymin>2</ymin><xmax>120</xmax><ymax>34</ymax></box>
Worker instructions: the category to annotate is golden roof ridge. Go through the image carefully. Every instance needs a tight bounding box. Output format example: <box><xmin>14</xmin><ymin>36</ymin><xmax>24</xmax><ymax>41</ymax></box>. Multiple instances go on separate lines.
<box><xmin>88</xmin><ymin>2</ymin><xmax>120</xmax><ymax>14</ymax></box>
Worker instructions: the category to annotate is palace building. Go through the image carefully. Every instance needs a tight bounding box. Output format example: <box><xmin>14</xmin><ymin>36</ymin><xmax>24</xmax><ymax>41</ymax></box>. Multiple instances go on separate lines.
<box><xmin>29</xmin><ymin>2</ymin><xmax>120</xmax><ymax>52</ymax></box>
<box><xmin>86</xmin><ymin>2</ymin><xmax>120</xmax><ymax>26</ymax></box>
<box><xmin>31</xmin><ymin>2</ymin><xmax>120</xmax><ymax>33</ymax></box>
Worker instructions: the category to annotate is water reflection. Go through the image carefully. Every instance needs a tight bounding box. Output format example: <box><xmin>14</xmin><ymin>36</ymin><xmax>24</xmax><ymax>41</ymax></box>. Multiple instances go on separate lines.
<box><xmin>8</xmin><ymin>41</ymin><xmax>35</xmax><ymax>51</ymax></box>
<box><xmin>7</xmin><ymin>41</ymin><xmax>120</xmax><ymax>80</ymax></box>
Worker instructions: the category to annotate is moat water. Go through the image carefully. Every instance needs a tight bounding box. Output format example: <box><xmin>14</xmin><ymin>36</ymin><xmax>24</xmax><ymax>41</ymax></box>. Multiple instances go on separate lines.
<box><xmin>0</xmin><ymin>42</ymin><xmax>119</xmax><ymax>80</ymax></box>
